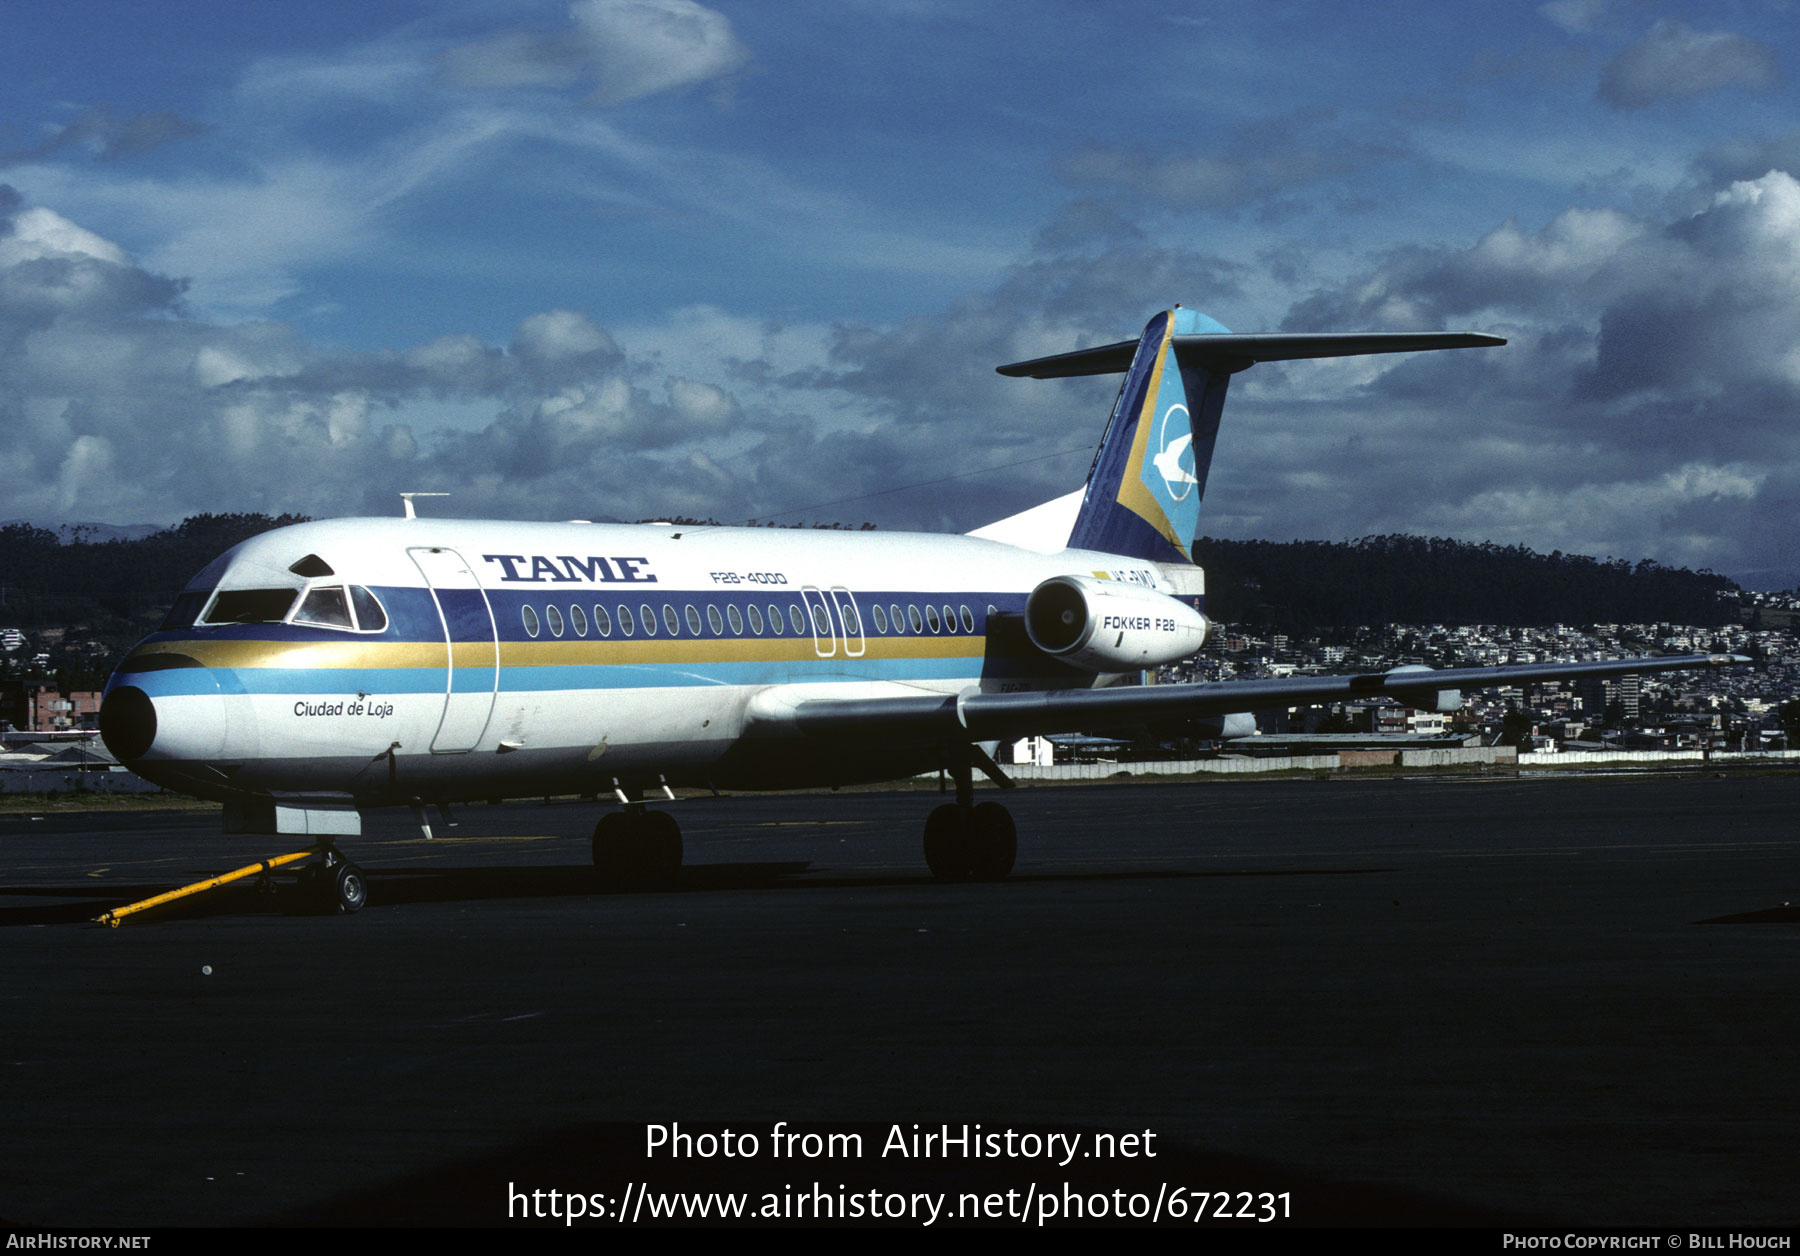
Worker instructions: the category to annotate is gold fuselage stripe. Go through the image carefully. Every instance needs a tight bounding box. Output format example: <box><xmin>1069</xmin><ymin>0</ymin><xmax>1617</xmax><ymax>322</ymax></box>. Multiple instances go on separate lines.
<box><xmin>127</xmin><ymin>634</ymin><xmax>986</xmax><ymax>671</ymax></box>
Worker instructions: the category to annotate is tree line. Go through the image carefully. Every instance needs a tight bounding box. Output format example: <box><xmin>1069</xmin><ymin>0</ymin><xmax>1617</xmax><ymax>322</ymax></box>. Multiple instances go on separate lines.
<box><xmin>1192</xmin><ymin>534</ymin><xmax>1740</xmax><ymax>629</ymax></box>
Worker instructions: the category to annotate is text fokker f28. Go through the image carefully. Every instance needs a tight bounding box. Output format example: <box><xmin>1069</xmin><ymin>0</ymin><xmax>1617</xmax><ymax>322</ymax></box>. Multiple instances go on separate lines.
<box><xmin>99</xmin><ymin>308</ymin><xmax>1747</xmax><ymax>913</ymax></box>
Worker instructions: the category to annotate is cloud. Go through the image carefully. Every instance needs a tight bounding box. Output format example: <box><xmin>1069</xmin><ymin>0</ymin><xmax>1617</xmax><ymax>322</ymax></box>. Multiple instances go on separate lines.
<box><xmin>0</xmin><ymin>204</ymin><xmax>132</xmax><ymax>267</ymax></box>
<box><xmin>4</xmin><ymin>105</ymin><xmax>1797</xmax><ymax>593</ymax></box>
<box><xmin>2</xmin><ymin>106</ymin><xmax>208</xmax><ymax>168</ymax></box>
<box><xmin>1598</xmin><ymin>19</ymin><xmax>1779</xmax><ymax>110</ymax></box>
<box><xmin>437</xmin><ymin>0</ymin><xmax>750</xmax><ymax>106</ymax></box>
<box><xmin>1539</xmin><ymin>0</ymin><xmax>1609</xmax><ymax>36</ymax></box>
<box><xmin>1229</xmin><ymin>170</ymin><xmax>1800</xmax><ymax>587</ymax></box>
<box><xmin>0</xmin><ymin>195</ymin><xmax>185</xmax><ymax>348</ymax></box>
<box><xmin>1694</xmin><ymin>131</ymin><xmax>1800</xmax><ymax>187</ymax></box>
<box><xmin>0</xmin><ymin>184</ymin><xmax>799</xmax><ymax>536</ymax></box>
<box><xmin>1053</xmin><ymin>111</ymin><xmax>1412</xmax><ymax>216</ymax></box>
<box><xmin>1280</xmin><ymin>206</ymin><xmax>1645</xmax><ymax>329</ymax></box>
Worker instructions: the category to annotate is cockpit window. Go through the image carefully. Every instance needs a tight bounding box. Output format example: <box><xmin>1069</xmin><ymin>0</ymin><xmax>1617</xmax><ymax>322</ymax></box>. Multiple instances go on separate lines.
<box><xmin>349</xmin><ymin>586</ymin><xmax>388</xmax><ymax>633</ymax></box>
<box><xmin>204</xmin><ymin>588</ymin><xmax>300</xmax><ymax>625</ymax></box>
<box><xmin>161</xmin><ymin>591</ymin><xmax>209</xmax><ymax>631</ymax></box>
<box><xmin>294</xmin><ymin>586</ymin><xmax>354</xmax><ymax>629</ymax></box>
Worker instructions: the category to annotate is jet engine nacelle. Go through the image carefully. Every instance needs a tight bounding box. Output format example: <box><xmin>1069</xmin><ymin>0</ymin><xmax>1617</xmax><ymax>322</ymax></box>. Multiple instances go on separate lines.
<box><xmin>1024</xmin><ymin>574</ymin><xmax>1209</xmax><ymax>672</ymax></box>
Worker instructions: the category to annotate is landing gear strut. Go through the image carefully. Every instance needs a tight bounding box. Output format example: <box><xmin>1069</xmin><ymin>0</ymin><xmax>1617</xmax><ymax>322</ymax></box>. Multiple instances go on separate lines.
<box><xmin>922</xmin><ymin>749</ymin><xmax>1017</xmax><ymax>882</ymax></box>
<box><xmin>592</xmin><ymin>809</ymin><xmax>683</xmax><ymax>888</ymax></box>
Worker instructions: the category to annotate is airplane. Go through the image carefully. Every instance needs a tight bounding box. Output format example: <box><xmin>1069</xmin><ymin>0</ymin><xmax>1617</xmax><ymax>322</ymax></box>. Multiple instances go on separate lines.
<box><xmin>97</xmin><ymin>306</ymin><xmax>1749</xmax><ymax>913</ymax></box>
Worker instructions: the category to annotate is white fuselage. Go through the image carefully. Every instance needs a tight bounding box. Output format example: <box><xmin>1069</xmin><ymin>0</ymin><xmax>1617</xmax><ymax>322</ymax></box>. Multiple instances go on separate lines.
<box><xmin>103</xmin><ymin>517</ymin><xmax>1188</xmax><ymax>807</ymax></box>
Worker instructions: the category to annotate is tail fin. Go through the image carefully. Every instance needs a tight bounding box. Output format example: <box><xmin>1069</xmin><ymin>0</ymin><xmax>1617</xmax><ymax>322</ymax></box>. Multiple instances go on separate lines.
<box><xmin>997</xmin><ymin>312</ymin><xmax>1503</xmax><ymax>565</ymax></box>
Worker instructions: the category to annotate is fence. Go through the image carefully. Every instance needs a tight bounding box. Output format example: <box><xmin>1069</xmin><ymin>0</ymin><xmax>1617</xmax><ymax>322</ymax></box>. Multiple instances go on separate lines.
<box><xmin>1000</xmin><ymin>745</ymin><xmax>1796</xmax><ymax>780</ymax></box>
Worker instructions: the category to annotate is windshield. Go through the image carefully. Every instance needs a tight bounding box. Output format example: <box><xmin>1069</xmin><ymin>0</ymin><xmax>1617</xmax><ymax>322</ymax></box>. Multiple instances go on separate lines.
<box><xmin>203</xmin><ymin>588</ymin><xmax>300</xmax><ymax>625</ymax></box>
<box><xmin>178</xmin><ymin>582</ymin><xmax>389</xmax><ymax>632</ymax></box>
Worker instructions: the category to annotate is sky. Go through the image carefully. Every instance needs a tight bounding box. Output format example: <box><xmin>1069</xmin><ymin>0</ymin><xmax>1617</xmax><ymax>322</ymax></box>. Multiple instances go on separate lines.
<box><xmin>1</xmin><ymin>0</ymin><xmax>1797</xmax><ymax>590</ymax></box>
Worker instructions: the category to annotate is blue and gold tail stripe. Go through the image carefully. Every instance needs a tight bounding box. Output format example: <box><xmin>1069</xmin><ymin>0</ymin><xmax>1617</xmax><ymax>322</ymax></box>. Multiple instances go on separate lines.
<box><xmin>1065</xmin><ymin>307</ymin><xmax>1231</xmax><ymax>566</ymax></box>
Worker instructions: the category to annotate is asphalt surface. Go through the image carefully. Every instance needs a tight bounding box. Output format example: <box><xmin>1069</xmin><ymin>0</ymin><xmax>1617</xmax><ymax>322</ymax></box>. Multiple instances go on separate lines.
<box><xmin>2</xmin><ymin>768</ymin><xmax>1796</xmax><ymax>1229</ymax></box>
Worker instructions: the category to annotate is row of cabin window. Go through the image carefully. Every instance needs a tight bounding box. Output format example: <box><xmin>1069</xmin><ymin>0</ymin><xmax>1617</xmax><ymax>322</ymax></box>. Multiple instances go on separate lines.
<box><xmin>519</xmin><ymin>599</ymin><xmax>983</xmax><ymax>641</ymax></box>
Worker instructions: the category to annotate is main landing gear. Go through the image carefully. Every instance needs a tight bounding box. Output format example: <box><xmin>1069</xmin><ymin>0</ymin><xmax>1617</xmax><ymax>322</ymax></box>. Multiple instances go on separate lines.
<box><xmin>592</xmin><ymin>808</ymin><xmax>683</xmax><ymax>888</ymax></box>
<box><xmin>922</xmin><ymin>750</ymin><xmax>1017</xmax><ymax>882</ymax></box>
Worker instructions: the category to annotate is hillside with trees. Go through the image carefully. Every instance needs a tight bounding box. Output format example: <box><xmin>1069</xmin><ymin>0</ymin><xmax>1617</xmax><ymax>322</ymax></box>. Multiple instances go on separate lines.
<box><xmin>1</xmin><ymin>514</ymin><xmax>308</xmax><ymax>684</ymax></box>
<box><xmin>1193</xmin><ymin>534</ymin><xmax>1740</xmax><ymax>629</ymax></box>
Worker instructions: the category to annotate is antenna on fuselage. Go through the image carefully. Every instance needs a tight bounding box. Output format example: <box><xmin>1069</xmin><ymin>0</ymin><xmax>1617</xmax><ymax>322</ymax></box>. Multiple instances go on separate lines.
<box><xmin>400</xmin><ymin>492</ymin><xmax>449</xmax><ymax>520</ymax></box>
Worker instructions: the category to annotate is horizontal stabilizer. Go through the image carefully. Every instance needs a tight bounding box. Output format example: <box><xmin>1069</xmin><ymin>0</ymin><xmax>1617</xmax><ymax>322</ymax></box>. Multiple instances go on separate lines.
<box><xmin>997</xmin><ymin>331</ymin><xmax>1505</xmax><ymax>379</ymax></box>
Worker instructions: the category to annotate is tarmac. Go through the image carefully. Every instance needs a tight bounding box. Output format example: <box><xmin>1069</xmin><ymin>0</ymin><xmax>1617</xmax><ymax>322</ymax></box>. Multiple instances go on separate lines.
<box><xmin>2</xmin><ymin>768</ymin><xmax>1796</xmax><ymax>1229</ymax></box>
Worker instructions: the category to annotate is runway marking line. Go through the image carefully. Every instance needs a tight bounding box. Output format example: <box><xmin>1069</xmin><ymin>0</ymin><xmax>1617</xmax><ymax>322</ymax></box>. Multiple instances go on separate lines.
<box><xmin>755</xmin><ymin>821</ymin><xmax>868</xmax><ymax>827</ymax></box>
<box><xmin>388</xmin><ymin>835</ymin><xmax>558</xmax><ymax>843</ymax></box>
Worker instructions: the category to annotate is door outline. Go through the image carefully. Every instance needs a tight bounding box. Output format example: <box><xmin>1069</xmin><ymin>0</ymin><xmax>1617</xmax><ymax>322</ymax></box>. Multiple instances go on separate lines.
<box><xmin>828</xmin><ymin>587</ymin><xmax>865</xmax><ymax>658</ymax></box>
<box><xmin>408</xmin><ymin>546</ymin><xmax>499</xmax><ymax>753</ymax></box>
<box><xmin>801</xmin><ymin>586</ymin><xmax>837</xmax><ymax>658</ymax></box>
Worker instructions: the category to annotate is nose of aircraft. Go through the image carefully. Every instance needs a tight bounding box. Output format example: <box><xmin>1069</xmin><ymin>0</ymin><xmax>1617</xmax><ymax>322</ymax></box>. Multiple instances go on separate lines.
<box><xmin>100</xmin><ymin>654</ymin><xmax>228</xmax><ymax>767</ymax></box>
<box><xmin>98</xmin><ymin>684</ymin><xmax>158</xmax><ymax>760</ymax></box>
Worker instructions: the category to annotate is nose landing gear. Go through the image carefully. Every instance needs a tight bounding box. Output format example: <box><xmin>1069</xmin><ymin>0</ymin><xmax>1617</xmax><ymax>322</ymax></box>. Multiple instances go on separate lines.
<box><xmin>296</xmin><ymin>847</ymin><xmax>368</xmax><ymax>914</ymax></box>
<box><xmin>93</xmin><ymin>841</ymin><xmax>366</xmax><ymax>926</ymax></box>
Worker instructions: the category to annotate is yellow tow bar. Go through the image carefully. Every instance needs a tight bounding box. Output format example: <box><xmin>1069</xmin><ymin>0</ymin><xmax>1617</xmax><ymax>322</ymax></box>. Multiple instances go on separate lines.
<box><xmin>94</xmin><ymin>848</ymin><xmax>317</xmax><ymax>928</ymax></box>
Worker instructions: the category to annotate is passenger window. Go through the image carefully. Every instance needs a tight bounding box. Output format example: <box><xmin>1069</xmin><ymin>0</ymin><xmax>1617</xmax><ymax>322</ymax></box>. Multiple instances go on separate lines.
<box><xmin>727</xmin><ymin>605</ymin><xmax>743</xmax><ymax>634</ymax></box>
<box><xmin>941</xmin><ymin>605</ymin><xmax>955</xmax><ymax>633</ymax></box>
<box><xmin>570</xmin><ymin>604</ymin><xmax>588</xmax><ymax>636</ymax></box>
<box><xmin>205</xmin><ymin>588</ymin><xmax>300</xmax><ymax>625</ymax></box>
<box><xmin>685</xmin><ymin>604</ymin><xmax>703</xmax><ymax>635</ymax></box>
<box><xmin>593</xmin><ymin>604</ymin><xmax>612</xmax><ymax>637</ymax></box>
<box><xmin>908</xmin><ymin>605</ymin><xmax>924</xmax><ymax>633</ymax></box>
<box><xmin>708</xmin><ymin>605</ymin><xmax>725</xmax><ymax>635</ymax></box>
<box><xmin>350</xmin><ymin>586</ymin><xmax>388</xmax><ymax>633</ymax></box>
<box><xmin>522</xmin><ymin>605</ymin><xmax>541</xmax><ymax>638</ymax></box>
<box><xmin>810</xmin><ymin>604</ymin><xmax>830</xmax><ymax>636</ymax></box>
<box><xmin>295</xmin><ymin>586</ymin><xmax>354</xmax><ymax>629</ymax></box>
<box><xmin>890</xmin><ymin>604</ymin><xmax>904</xmax><ymax>633</ymax></box>
<box><xmin>639</xmin><ymin>603</ymin><xmax>657</xmax><ymax>636</ymax></box>
<box><xmin>546</xmin><ymin>604</ymin><xmax>565</xmax><ymax>637</ymax></box>
<box><xmin>663</xmin><ymin>604</ymin><xmax>680</xmax><ymax>636</ymax></box>
<box><xmin>842</xmin><ymin>603</ymin><xmax>860</xmax><ymax>634</ymax></box>
<box><xmin>960</xmin><ymin>605</ymin><xmax>975</xmax><ymax>633</ymax></box>
<box><xmin>872</xmin><ymin>605</ymin><xmax>888</xmax><ymax>634</ymax></box>
<box><xmin>926</xmin><ymin>605</ymin><xmax>942</xmax><ymax>632</ymax></box>
<box><xmin>788</xmin><ymin>604</ymin><xmax>806</xmax><ymax>635</ymax></box>
<box><xmin>767</xmin><ymin>604</ymin><xmax>784</xmax><ymax>635</ymax></box>
<box><xmin>750</xmin><ymin>604</ymin><xmax>766</xmax><ymax>635</ymax></box>
<box><xmin>619</xmin><ymin>605</ymin><xmax>636</xmax><ymax>636</ymax></box>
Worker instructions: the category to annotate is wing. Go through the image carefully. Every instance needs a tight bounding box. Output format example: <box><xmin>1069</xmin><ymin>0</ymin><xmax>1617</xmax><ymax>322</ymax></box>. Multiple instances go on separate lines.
<box><xmin>748</xmin><ymin>654</ymin><xmax>1749</xmax><ymax>744</ymax></box>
